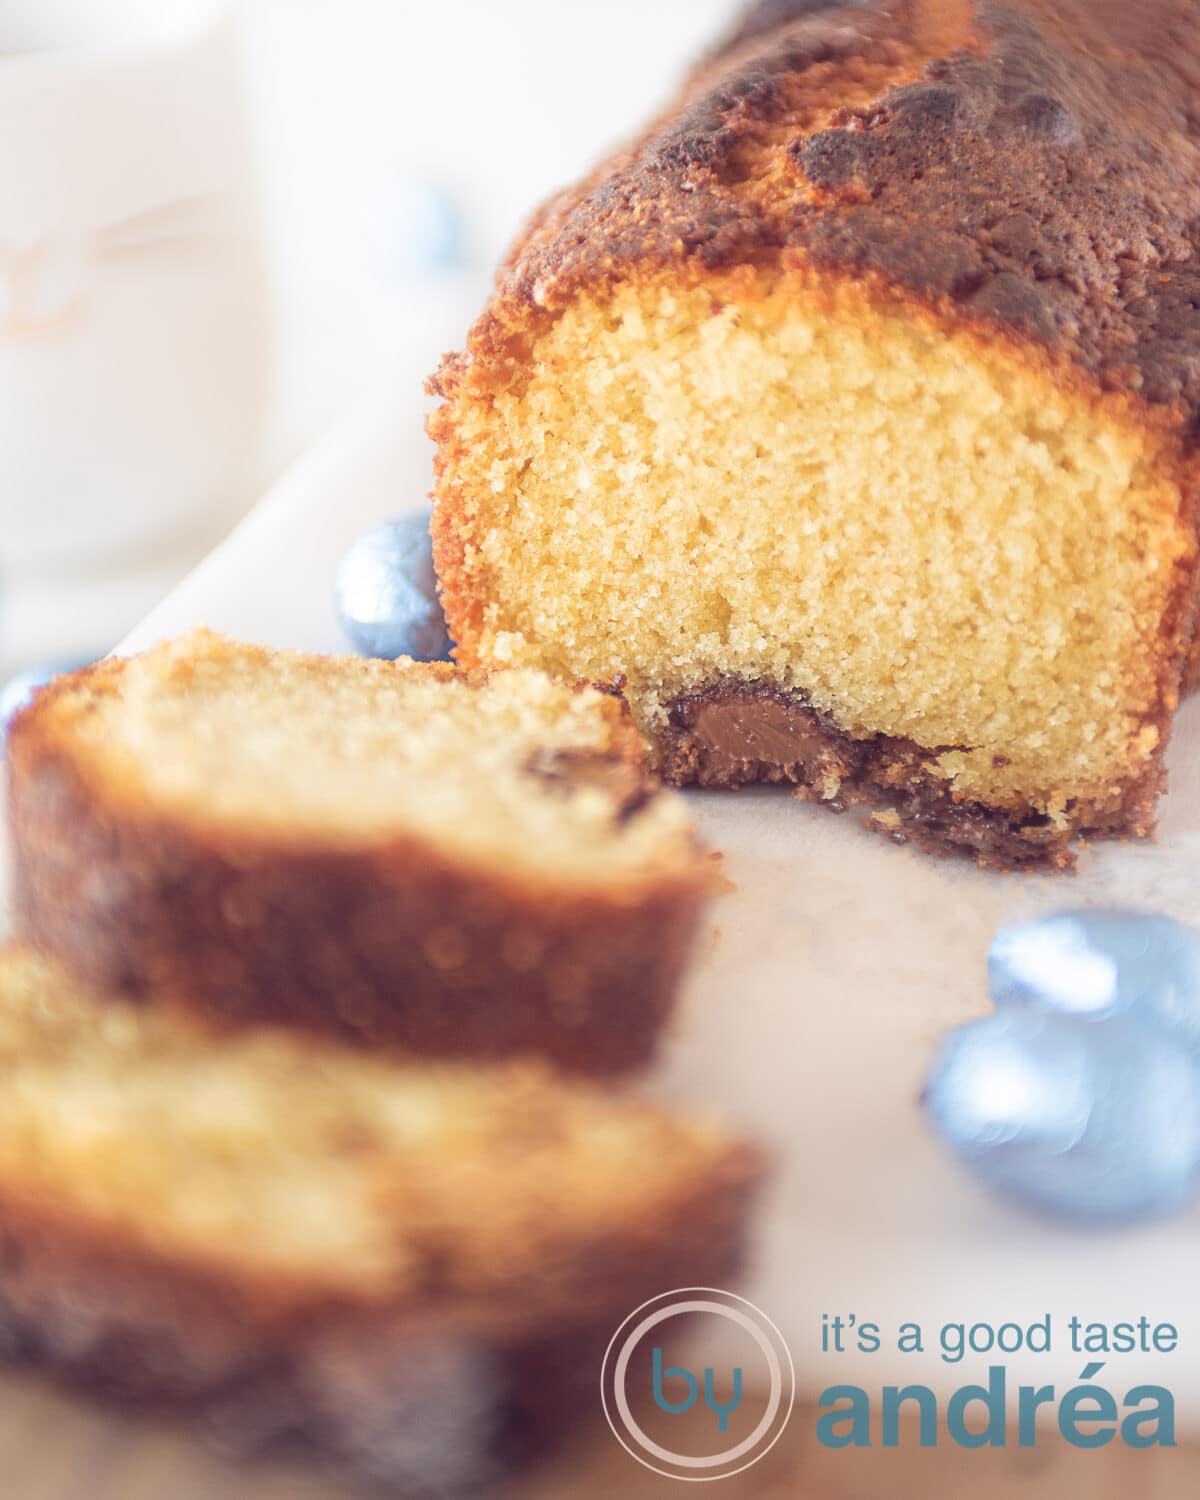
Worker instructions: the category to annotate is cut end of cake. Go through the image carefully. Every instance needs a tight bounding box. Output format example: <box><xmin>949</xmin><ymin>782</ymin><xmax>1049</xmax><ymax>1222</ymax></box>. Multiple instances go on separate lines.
<box><xmin>432</xmin><ymin>273</ymin><xmax>1197</xmax><ymax>866</ymax></box>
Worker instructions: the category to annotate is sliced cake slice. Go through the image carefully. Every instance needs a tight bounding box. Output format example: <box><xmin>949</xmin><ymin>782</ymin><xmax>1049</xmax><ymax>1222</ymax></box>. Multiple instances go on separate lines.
<box><xmin>0</xmin><ymin>946</ymin><xmax>763</xmax><ymax>1490</ymax></box>
<box><xmin>9</xmin><ymin>630</ymin><xmax>714</xmax><ymax>1074</ymax></box>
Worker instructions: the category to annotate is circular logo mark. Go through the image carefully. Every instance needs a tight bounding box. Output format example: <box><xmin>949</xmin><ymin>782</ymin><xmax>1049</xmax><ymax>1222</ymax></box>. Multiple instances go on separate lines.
<box><xmin>600</xmin><ymin>1287</ymin><xmax>795</xmax><ymax>1482</ymax></box>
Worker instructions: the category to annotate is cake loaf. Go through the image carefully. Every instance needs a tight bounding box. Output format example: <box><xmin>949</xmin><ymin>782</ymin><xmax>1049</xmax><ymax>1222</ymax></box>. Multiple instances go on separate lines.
<box><xmin>0</xmin><ymin>946</ymin><xmax>762</xmax><ymax>1490</ymax></box>
<box><xmin>9</xmin><ymin>631</ymin><xmax>713</xmax><ymax>1074</ymax></box>
<box><xmin>429</xmin><ymin>0</ymin><xmax>1200</xmax><ymax>870</ymax></box>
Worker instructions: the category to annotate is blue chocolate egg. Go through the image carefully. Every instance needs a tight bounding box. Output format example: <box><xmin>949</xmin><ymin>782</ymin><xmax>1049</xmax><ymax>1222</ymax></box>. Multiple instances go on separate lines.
<box><xmin>989</xmin><ymin>909</ymin><xmax>1200</xmax><ymax>1050</ymax></box>
<box><xmin>926</xmin><ymin>1008</ymin><xmax>1200</xmax><ymax>1223</ymax></box>
<box><xmin>335</xmin><ymin>514</ymin><xmax>452</xmax><ymax>662</ymax></box>
<box><xmin>363</xmin><ymin>176</ymin><xmax>467</xmax><ymax>282</ymax></box>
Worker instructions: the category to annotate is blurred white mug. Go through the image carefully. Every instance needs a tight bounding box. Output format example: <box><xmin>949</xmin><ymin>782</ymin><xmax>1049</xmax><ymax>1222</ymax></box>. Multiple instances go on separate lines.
<box><xmin>0</xmin><ymin>0</ymin><xmax>269</xmax><ymax>586</ymax></box>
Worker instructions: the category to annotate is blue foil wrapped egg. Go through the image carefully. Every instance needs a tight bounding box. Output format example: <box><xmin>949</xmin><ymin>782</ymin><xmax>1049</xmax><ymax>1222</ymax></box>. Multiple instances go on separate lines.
<box><xmin>989</xmin><ymin>909</ymin><xmax>1200</xmax><ymax>1050</ymax></box>
<box><xmin>335</xmin><ymin>515</ymin><xmax>452</xmax><ymax>663</ymax></box>
<box><xmin>363</xmin><ymin>175</ymin><xmax>467</xmax><ymax>283</ymax></box>
<box><xmin>926</xmin><ymin>1008</ymin><xmax>1200</xmax><ymax>1223</ymax></box>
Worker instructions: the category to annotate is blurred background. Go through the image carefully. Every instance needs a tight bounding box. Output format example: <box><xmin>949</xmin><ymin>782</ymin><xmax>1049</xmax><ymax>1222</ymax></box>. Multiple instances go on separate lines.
<box><xmin>0</xmin><ymin>0</ymin><xmax>734</xmax><ymax>679</ymax></box>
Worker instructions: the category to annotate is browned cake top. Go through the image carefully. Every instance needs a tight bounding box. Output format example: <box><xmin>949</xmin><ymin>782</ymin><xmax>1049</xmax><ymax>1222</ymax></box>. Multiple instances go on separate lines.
<box><xmin>444</xmin><ymin>0</ymin><xmax>1200</xmax><ymax>422</ymax></box>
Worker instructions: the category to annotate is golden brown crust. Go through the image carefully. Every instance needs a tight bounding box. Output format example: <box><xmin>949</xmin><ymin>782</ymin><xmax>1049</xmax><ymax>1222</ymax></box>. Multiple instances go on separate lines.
<box><xmin>0</xmin><ymin>1154</ymin><xmax>762</xmax><ymax>1487</ymax></box>
<box><xmin>434</xmin><ymin>0</ymin><xmax>1200</xmax><ymax>411</ymax></box>
<box><xmin>8</xmin><ymin>653</ymin><xmax>715</xmax><ymax>1076</ymax></box>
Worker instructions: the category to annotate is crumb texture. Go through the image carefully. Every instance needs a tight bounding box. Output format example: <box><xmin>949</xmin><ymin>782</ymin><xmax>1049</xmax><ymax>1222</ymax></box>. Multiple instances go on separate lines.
<box><xmin>32</xmin><ymin>632</ymin><xmax>696</xmax><ymax>886</ymax></box>
<box><xmin>438</xmin><ymin>281</ymin><xmax>1190</xmax><ymax>818</ymax></box>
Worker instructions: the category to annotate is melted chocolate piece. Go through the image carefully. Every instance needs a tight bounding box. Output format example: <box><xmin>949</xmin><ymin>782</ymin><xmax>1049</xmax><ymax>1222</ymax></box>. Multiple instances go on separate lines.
<box><xmin>525</xmin><ymin>749</ymin><xmax>657</xmax><ymax>823</ymax></box>
<box><xmin>686</xmin><ymin>697</ymin><xmax>852</xmax><ymax>793</ymax></box>
<box><xmin>659</xmin><ymin>680</ymin><xmax>1160</xmax><ymax>872</ymax></box>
